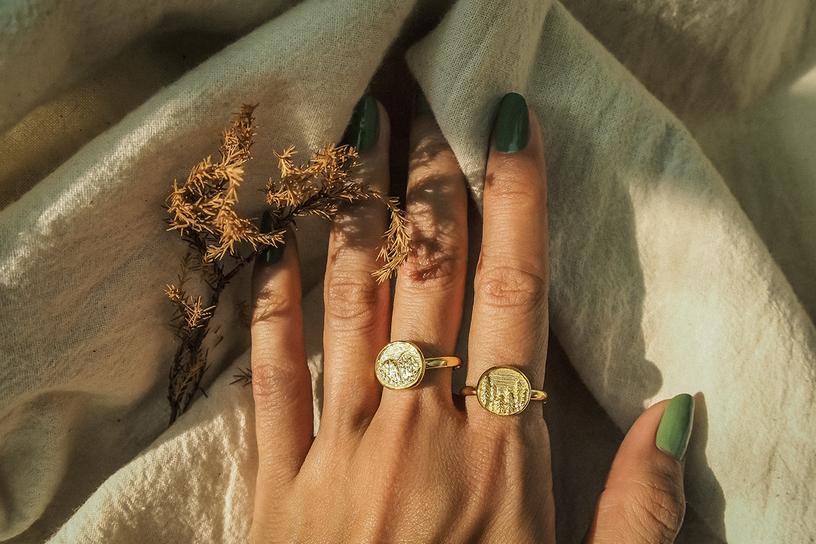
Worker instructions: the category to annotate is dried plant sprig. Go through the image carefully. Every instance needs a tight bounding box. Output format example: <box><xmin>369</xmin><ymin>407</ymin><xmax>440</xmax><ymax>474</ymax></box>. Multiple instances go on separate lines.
<box><xmin>162</xmin><ymin>104</ymin><xmax>275</xmax><ymax>424</ymax></box>
<box><xmin>373</xmin><ymin>197</ymin><xmax>411</xmax><ymax>284</ymax></box>
<box><xmin>264</xmin><ymin>143</ymin><xmax>411</xmax><ymax>281</ymax></box>
<box><xmin>230</xmin><ymin>367</ymin><xmax>253</xmax><ymax>386</ymax></box>
<box><xmin>162</xmin><ymin>103</ymin><xmax>411</xmax><ymax>423</ymax></box>
<box><xmin>166</xmin><ymin>103</ymin><xmax>286</xmax><ymax>264</ymax></box>
<box><xmin>164</xmin><ymin>284</ymin><xmax>216</xmax><ymax>329</ymax></box>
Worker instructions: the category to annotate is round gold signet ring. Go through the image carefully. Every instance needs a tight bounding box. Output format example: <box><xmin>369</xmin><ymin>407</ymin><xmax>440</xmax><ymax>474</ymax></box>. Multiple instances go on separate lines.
<box><xmin>375</xmin><ymin>341</ymin><xmax>462</xmax><ymax>390</ymax></box>
<box><xmin>460</xmin><ymin>366</ymin><xmax>548</xmax><ymax>416</ymax></box>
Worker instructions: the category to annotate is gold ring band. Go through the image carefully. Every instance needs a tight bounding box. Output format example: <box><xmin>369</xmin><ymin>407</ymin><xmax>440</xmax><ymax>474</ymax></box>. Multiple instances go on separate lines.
<box><xmin>425</xmin><ymin>356</ymin><xmax>461</xmax><ymax>369</ymax></box>
<box><xmin>460</xmin><ymin>366</ymin><xmax>547</xmax><ymax>416</ymax></box>
<box><xmin>375</xmin><ymin>341</ymin><xmax>461</xmax><ymax>390</ymax></box>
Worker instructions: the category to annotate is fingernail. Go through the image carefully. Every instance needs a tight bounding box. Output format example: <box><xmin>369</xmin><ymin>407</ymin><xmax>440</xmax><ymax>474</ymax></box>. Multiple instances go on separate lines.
<box><xmin>656</xmin><ymin>393</ymin><xmax>695</xmax><ymax>460</ymax></box>
<box><xmin>492</xmin><ymin>92</ymin><xmax>529</xmax><ymax>153</ymax></box>
<box><xmin>257</xmin><ymin>210</ymin><xmax>285</xmax><ymax>265</ymax></box>
<box><xmin>342</xmin><ymin>93</ymin><xmax>379</xmax><ymax>153</ymax></box>
<box><xmin>415</xmin><ymin>87</ymin><xmax>432</xmax><ymax>117</ymax></box>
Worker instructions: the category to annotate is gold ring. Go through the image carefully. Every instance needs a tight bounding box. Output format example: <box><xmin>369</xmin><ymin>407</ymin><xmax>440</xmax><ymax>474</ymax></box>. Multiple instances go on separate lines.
<box><xmin>460</xmin><ymin>366</ymin><xmax>548</xmax><ymax>416</ymax></box>
<box><xmin>375</xmin><ymin>341</ymin><xmax>461</xmax><ymax>390</ymax></box>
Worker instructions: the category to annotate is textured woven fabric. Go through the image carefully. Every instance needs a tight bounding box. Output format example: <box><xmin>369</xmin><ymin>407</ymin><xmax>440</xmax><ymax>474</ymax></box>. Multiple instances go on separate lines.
<box><xmin>1</xmin><ymin>0</ymin><xmax>815</xmax><ymax>542</ymax></box>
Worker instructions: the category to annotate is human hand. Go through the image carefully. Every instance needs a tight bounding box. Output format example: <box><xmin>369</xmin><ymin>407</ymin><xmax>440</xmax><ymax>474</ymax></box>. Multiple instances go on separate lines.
<box><xmin>248</xmin><ymin>92</ymin><xmax>694</xmax><ymax>543</ymax></box>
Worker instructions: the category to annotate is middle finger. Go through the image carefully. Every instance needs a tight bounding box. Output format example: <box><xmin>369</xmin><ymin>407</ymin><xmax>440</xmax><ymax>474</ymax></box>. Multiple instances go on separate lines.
<box><xmin>384</xmin><ymin>95</ymin><xmax>469</xmax><ymax>410</ymax></box>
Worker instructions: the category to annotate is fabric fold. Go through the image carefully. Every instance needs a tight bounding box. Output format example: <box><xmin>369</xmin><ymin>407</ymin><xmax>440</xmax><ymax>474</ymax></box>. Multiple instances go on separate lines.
<box><xmin>1</xmin><ymin>0</ymin><xmax>415</xmax><ymax>540</ymax></box>
<box><xmin>1</xmin><ymin>0</ymin><xmax>815</xmax><ymax>542</ymax></box>
<box><xmin>0</xmin><ymin>0</ymin><xmax>302</xmax><ymax>133</ymax></box>
<box><xmin>406</xmin><ymin>1</ymin><xmax>816</xmax><ymax>542</ymax></box>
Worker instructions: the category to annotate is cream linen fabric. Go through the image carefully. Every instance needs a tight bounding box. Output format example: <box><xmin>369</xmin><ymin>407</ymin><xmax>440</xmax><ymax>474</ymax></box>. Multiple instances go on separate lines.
<box><xmin>1</xmin><ymin>0</ymin><xmax>815</xmax><ymax>542</ymax></box>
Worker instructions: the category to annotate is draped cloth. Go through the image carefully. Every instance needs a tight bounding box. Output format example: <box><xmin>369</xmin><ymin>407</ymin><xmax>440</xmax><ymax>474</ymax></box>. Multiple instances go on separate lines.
<box><xmin>1</xmin><ymin>0</ymin><xmax>815</xmax><ymax>542</ymax></box>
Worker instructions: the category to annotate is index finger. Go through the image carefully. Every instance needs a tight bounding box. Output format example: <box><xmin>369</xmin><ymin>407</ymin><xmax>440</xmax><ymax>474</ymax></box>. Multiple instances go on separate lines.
<box><xmin>467</xmin><ymin>92</ymin><xmax>549</xmax><ymax>400</ymax></box>
<box><xmin>250</xmin><ymin>224</ymin><xmax>313</xmax><ymax>486</ymax></box>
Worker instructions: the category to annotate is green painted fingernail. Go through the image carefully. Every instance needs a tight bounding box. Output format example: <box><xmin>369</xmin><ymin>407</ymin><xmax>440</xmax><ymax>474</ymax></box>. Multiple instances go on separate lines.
<box><xmin>492</xmin><ymin>92</ymin><xmax>529</xmax><ymax>153</ymax></box>
<box><xmin>342</xmin><ymin>93</ymin><xmax>379</xmax><ymax>153</ymax></box>
<box><xmin>656</xmin><ymin>394</ymin><xmax>695</xmax><ymax>460</ymax></box>
<box><xmin>257</xmin><ymin>210</ymin><xmax>285</xmax><ymax>265</ymax></box>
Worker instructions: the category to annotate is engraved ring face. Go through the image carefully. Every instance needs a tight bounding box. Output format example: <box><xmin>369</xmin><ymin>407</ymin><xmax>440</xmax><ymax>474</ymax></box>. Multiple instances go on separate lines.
<box><xmin>375</xmin><ymin>341</ymin><xmax>426</xmax><ymax>390</ymax></box>
<box><xmin>476</xmin><ymin>366</ymin><xmax>532</xmax><ymax>415</ymax></box>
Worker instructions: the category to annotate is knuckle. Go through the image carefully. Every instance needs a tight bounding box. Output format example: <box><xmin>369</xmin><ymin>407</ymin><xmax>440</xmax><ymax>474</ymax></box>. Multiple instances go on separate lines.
<box><xmin>399</xmin><ymin>238</ymin><xmax>463</xmax><ymax>292</ymax></box>
<box><xmin>484</xmin><ymin>163</ymin><xmax>541</xmax><ymax>203</ymax></box>
<box><xmin>475</xmin><ymin>262</ymin><xmax>547</xmax><ymax>311</ymax></box>
<box><xmin>252</xmin><ymin>284</ymin><xmax>296</xmax><ymax>323</ymax></box>
<box><xmin>325</xmin><ymin>275</ymin><xmax>381</xmax><ymax>331</ymax></box>
<box><xmin>470</xmin><ymin>411</ymin><xmax>547</xmax><ymax>458</ymax></box>
<box><xmin>374</xmin><ymin>396</ymin><xmax>423</xmax><ymax>433</ymax></box>
<box><xmin>251</xmin><ymin>361</ymin><xmax>292</xmax><ymax>402</ymax></box>
<box><xmin>625</xmin><ymin>471</ymin><xmax>686</xmax><ymax>543</ymax></box>
<box><xmin>252</xmin><ymin>355</ymin><xmax>310</xmax><ymax>406</ymax></box>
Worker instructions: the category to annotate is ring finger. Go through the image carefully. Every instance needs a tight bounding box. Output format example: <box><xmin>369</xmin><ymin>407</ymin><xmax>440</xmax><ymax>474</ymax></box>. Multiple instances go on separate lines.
<box><xmin>466</xmin><ymin>92</ymin><xmax>550</xmax><ymax>418</ymax></box>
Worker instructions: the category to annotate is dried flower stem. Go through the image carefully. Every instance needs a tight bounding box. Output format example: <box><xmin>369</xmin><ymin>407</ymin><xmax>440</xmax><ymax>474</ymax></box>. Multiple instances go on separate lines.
<box><xmin>163</xmin><ymin>103</ymin><xmax>410</xmax><ymax>424</ymax></box>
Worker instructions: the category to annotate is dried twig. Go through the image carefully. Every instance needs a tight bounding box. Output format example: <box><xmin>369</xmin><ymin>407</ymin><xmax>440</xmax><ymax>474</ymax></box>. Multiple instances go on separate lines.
<box><xmin>230</xmin><ymin>367</ymin><xmax>253</xmax><ymax>387</ymax></box>
<box><xmin>162</xmin><ymin>103</ymin><xmax>410</xmax><ymax>424</ymax></box>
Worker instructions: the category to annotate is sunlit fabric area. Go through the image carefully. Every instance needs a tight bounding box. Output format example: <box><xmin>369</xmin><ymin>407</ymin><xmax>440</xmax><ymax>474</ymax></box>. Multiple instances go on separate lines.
<box><xmin>1</xmin><ymin>0</ymin><xmax>815</xmax><ymax>542</ymax></box>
